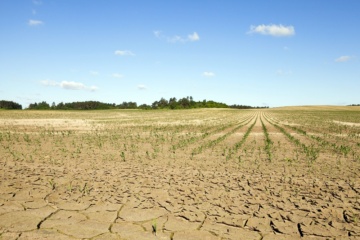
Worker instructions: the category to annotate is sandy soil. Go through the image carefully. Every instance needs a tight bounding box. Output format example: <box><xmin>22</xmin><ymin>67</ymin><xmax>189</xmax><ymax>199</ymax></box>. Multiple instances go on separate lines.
<box><xmin>0</xmin><ymin>109</ymin><xmax>359</xmax><ymax>239</ymax></box>
<box><xmin>333</xmin><ymin>120</ymin><xmax>360</xmax><ymax>127</ymax></box>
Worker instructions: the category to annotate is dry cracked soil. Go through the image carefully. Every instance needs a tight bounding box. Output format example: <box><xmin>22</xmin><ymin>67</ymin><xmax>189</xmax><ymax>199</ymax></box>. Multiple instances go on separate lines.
<box><xmin>1</xmin><ymin>109</ymin><xmax>360</xmax><ymax>239</ymax></box>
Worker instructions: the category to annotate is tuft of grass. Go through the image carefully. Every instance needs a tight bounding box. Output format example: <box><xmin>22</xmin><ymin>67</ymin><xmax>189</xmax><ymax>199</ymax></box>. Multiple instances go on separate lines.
<box><xmin>48</xmin><ymin>179</ymin><xmax>55</xmax><ymax>190</ymax></box>
<box><xmin>284</xmin><ymin>157</ymin><xmax>294</xmax><ymax>164</ymax></box>
<box><xmin>152</xmin><ymin>219</ymin><xmax>157</xmax><ymax>236</ymax></box>
<box><xmin>67</xmin><ymin>181</ymin><xmax>73</xmax><ymax>193</ymax></box>
<box><xmin>120</xmin><ymin>151</ymin><xmax>126</xmax><ymax>162</ymax></box>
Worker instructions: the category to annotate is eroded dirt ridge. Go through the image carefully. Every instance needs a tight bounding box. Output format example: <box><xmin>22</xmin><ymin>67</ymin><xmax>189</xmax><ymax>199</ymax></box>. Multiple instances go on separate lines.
<box><xmin>0</xmin><ymin>109</ymin><xmax>359</xmax><ymax>239</ymax></box>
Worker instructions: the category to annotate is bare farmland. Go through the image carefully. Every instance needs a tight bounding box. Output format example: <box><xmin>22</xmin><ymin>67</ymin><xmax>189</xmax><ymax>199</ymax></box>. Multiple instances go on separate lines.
<box><xmin>0</xmin><ymin>107</ymin><xmax>359</xmax><ymax>239</ymax></box>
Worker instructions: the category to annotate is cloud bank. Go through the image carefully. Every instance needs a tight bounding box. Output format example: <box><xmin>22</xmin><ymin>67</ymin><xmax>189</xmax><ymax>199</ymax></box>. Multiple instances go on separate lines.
<box><xmin>41</xmin><ymin>80</ymin><xmax>98</xmax><ymax>91</ymax></box>
<box><xmin>248</xmin><ymin>24</ymin><xmax>295</xmax><ymax>37</ymax></box>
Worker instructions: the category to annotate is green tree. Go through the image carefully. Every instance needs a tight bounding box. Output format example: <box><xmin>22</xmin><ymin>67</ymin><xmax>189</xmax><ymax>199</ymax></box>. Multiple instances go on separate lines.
<box><xmin>0</xmin><ymin>100</ymin><xmax>22</xmax><ymax>109</ymax></box>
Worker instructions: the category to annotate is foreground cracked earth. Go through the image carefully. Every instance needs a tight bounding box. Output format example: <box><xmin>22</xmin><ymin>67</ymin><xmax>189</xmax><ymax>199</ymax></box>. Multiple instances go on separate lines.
<box><xmin>1</xmin><ymin>159</ymin><xmax>359</xmax><ymax>240</ymax></box>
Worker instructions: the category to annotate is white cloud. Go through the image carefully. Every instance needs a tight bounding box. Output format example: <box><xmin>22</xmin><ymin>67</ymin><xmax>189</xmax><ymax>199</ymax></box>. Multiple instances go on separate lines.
<box><xmin>28</xmin><ymin>19</ymin><xmax>44</xmax><ymax>26</ymax></box>
<box><xmin>137</xmin><ymin>84</ymin><xmax>147</xmax><ymax>90</ymax></box>
<box><xmin>90</xmin><ymin>71</ymin><xmax>99</xmax><ymax>76</ymax></box>
<box><xmin>248</xmin><ymin>24</ymin><xmax>295</xmax><ymax>37</ymax></box>
<box><xmin>112</xmin><ymin>73</ymin><xmax>124</xmax><ymax>79</ymax></box>
<box><xmin>188</xmin><ymin>32</ymin><xmax>200</xmax><ymax>41</ymax></box>
<box><xmin>61</xmin><ymin>81</ymin><xmax>86</xmax><ymax>90</ymax></box>
<box><xmin>202</xmin><ymin>72</ymin><xmax>215</xmax><ymax>77</ymax></box>
<box><xmin>114</xmin><ymin>50</ymin><xmax>135</xmax><ymax>56</ymax></box>
<box><xmin>154</xmin><ymin>30</ymin><xmax>200</xmax><ymax>43</ymax></box>
<box><xmin>41</xmin><ymin>80</ymin><xmax>98</xmax><ymax>91</ymax></box>
<box><xmin>335</xmin><ymin>55</ymin><xmax>352</xmax><ymax>62</ymax></box>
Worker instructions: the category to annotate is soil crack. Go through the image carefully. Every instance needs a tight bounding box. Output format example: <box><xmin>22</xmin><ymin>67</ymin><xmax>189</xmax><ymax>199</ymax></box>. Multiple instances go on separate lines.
<box><xmin>297</xmin><ymin>223</ymin><xmax>303</xmax><ymax>237</ymax></box>
<box><xmin>37</xmin><ymin>209</ymin><xmax>59</xmax><ymax>229</ymax></box>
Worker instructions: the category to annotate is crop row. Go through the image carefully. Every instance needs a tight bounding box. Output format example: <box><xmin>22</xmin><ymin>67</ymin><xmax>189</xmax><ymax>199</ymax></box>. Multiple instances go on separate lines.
<box><xmin>265</xmin><ymin>113</ymin><xmax>359</xmax><ymax>162</ymax></box>
<box><xmin>192</xmin><ymin>115</ymin><xmax>256</xmax><ymax>155</ymax></box>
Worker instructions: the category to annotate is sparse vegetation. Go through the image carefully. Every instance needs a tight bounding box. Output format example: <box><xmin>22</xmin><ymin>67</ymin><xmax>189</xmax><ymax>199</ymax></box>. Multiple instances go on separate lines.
<box><xmin>1</xmin><ymin>106</ymin><xmax>359</xmax><ymax>239</ymax></box>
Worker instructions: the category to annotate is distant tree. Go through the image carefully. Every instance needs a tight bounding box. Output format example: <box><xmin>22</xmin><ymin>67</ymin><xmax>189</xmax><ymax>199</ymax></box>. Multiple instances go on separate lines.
<box><xmin>0</xmin><ymin>100</ymin><xmax>22</xmax><ymax>109</ymax></box>
<box><xmin>27</xmin><ymin>101</ymin><xmax>50</xmax><ymax>110</ymax></box>
<box><xmin>38</xmin><ymin>101</ymin><xmax>50</xmax><ymax>109</ymax></box>
<box><xmin>151</xmin><ymin>100</ymin><xmax>159</xmax><ymax>109</ymax></box>
<box><xmin>129</xmin><ymin>102</ymin><xmax>137</xmax><ymax>109</ymax></box>
<box><xmin>189</xmin><ymin>96</ymin><xmax>195</xmax><ymax>108</ymax></box>
<box><xmin>139</xmin><ymin>104</ymin><xmax>151</xmax><ymax>110</ymax></box>
<box><xmin>118</xmin><ymin>101</ymin><xmax>137</xmax><ymax>109</ymax></box>
<box><xmin>118</xmin><ymin>101</ymin><xmax>128</xmax><ymax>109</ymax></box>
<box><xmin>169</xmin><ymin>97</ymin><xmax>177</xmax><ymax>109</ymax></box>
<box><xmin>28</xmin><ymin>102</ymin><xmax>37</xmax><ymax>109</ymax></box>
<box><xmin>57</xmin><ymin>102</ymin><xmax>65</xmax><ymax>109</ymax></box>
<box><xmin>178</xmin><ymin>97</ymin><xmax>190</xmax><ymax>108</ymax></box>
<box><xmin>158</xmin><ymin>98</ymin><xmax>169</xmax><ymax>109</ymax></box>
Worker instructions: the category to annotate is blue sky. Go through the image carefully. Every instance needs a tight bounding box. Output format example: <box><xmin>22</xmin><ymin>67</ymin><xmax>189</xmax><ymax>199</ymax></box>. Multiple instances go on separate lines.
<box><xmin>1</xmin><ymin>0</ymin><xmax>359</xmax><ymax>108</ymax></box>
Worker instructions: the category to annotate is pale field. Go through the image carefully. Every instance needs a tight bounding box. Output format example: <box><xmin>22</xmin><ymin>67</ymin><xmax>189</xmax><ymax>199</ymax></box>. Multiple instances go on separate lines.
<box><xmin>0</xmin><ymin>107</ymin><xmax>359</xmax><ymax>239</ymax></box>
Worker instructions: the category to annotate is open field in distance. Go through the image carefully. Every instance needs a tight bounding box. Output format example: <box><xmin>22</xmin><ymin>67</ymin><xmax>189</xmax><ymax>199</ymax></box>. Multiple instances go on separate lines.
<box><xmin>1</xmin><ymin>107</ymin><xmax>360</xmax><ymax>239</ymax></box>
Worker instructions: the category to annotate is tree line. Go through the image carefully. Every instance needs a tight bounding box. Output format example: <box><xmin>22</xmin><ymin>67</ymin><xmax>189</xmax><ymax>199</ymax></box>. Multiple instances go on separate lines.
<box><xmin>144</xmin><ymin>97</ymin><xmax>229</xmax><ymax>109</ymax></box>
<box><xmin>0</xmin><ymin>100</ymin><xmax>22</xmax><ymax>110</ymax></box>
<box><xmin>28</xmin><ymin>101</ymin><xmax>117</xmax><ymax>110</ymax></box>
<box><xmin>1</xmin><ymin>97</ymin><xmax>269</xmax><ymax>110</ymax></box>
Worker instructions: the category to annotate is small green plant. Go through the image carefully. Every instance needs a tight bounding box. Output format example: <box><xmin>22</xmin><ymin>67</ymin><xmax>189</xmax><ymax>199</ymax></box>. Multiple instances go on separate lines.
<box><xmin>284</xmin><ymin>157</ymin><xmax>293</xmax><ymax>164</ymax></box>
<box><xmin>67</xmin><ymin>181</ymin><xmax>73</xmax><ymax>193</ymax></box>
<box><xmin>237</xmin><ymin>155</ymin><xmax>242</xmax><ymax>165</ymax></box>
<box><xmin>306</xmin><ymin>145</ymin><xmax>319</xmax><ymax>164</ymax></box>
<box><xmin>354</xmin><ymin>215</ymin><xmax>359</xmax><ymax>224</ymax></box>
<box><xmin>48</xmin><ymin>179</ymin><xmax>55</xmax><ymax>190</ymax></box>
<box><xmin>23</xmin><ymin>134</ymin><xmax>31</xmax><ymax>143</ymax></box>
<box><xmin>120</xmin><ymin>151</ymin><xmax>126</xmax><ymax>162</ymax></box>
<box><xmin>339</xmin><ymin>145</ymin><xmax>351</xmax><ymax>157</ymax></box>
<box><xmin>152</xmin><ymin>219</ymin><xmax>157</xmax><ymax>236</ymax></box>
<box><xmin>79</xmin><ymin>183</ymin><xmax>91</xmax><ymax>196</ymax></box>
